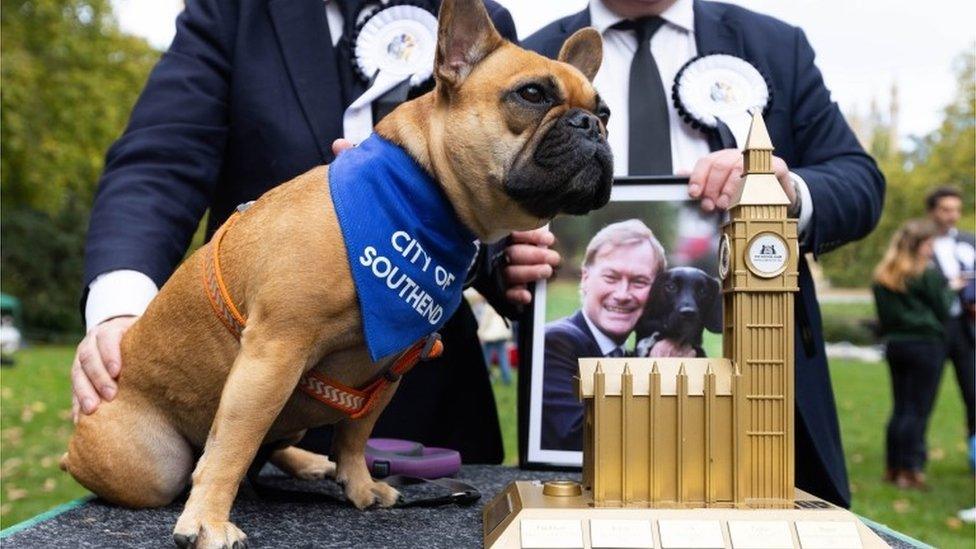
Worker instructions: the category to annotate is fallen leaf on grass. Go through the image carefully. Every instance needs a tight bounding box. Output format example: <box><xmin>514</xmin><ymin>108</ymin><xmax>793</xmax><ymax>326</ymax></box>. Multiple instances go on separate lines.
<box><xmin>849</xmin><ymin>482</ymin><xmax>859</xmax><ymax>494</ymax></box>
<box><xmin>20</xmin><ymin>406</ymin><xmax>34</xmax><ymax>422</ymax></box>
<box><xmin>2</xmin><ymin>427</ymin><xmax>23</xmax><ymax>445</ymax></box>
<box><xmin>892</xmin><ymin>499</ymin><xmax>911</xmax><ymax>513</ymax></box>
<box><xmin>6</xmin><ymin>487</ymin><xmax>27</xmax><ymax>501</ymax></box>
<box><xmin>1</xmin><ymin>457</ymin><xmax>23</xmax><ymax>476</ymax></box>
<box><xmin>929</xmin><ymin>447</ymin><xmax>945</xmax><ymax>461</ymax></box>
<box><xmin>945</xmin><ymin>517</ymin><xmax>963</xmax><ymax>530</ymax></box>
<box><xmin>41</xmin><ymin>455</ymin><xmax>56</xmax><ymax>468</ymax></box>
<box><xmin>851</xmin><ymin>453</ymin><xmax>863</xmax><ymax>463</ymax></box>
<box><xmin>30</xmin><ymin>401</ymin><xmax>47</xmax><ymax>413</ymax></box>
<box><xmin>58</xmin><ymin>409</ymin><xmax>72</xmax><ymax>421</ymax></box>
<box><xmin>42</xmin><ymin>478</ymin><xmax>57</xmax><ymax>492</ymax></box>
<box><xmin>1</xmin><ymin>387</ymin><xmax>12</xmax><ymax>399</ymax></box>
<box><xmin>0</xmin><ymin>504</ymin><xmax>10</xmax><ymax>515</ymax></box>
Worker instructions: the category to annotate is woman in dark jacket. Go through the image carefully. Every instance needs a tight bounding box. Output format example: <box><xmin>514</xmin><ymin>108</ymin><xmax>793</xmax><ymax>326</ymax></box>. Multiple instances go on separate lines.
<box><xmin>873</xmin><ymin>219</ymin><xmax>959</xmax><ymax>489</ymax></box>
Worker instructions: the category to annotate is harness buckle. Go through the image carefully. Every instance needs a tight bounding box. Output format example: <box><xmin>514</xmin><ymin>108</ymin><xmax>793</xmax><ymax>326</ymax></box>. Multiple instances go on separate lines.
<box><xmin>420</xmin><ymin>333</ymin><xmax>442</xmax><ymax>361</ymax></box>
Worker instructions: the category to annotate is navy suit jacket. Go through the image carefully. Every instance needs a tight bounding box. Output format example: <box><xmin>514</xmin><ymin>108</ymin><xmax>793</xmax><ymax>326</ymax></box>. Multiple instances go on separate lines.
<box><xmin>525</xmin><ymin>1</ymin><xmax>886</xmax><ymax>506</ymax></box>
<box><xmin>82</xmin><ymin>0</ymin><xmax>518</xmax><ymax>463</ymax></box>
<box><xmin>542</xmin><ymin>311</ymin><xmax>603</xmax><ymax>451</ymax></box>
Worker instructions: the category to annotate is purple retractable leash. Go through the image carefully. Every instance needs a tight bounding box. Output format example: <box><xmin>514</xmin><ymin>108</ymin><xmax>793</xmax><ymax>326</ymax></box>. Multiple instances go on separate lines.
<box><xmin>365</xmin><ymin>438</ymin><xmax>480</xmax><ymax>508</ymax></box>
<box><xmin>247</xmin><ymin>438</ymin><xmax>479</xmax><ymax>508</ymax></box>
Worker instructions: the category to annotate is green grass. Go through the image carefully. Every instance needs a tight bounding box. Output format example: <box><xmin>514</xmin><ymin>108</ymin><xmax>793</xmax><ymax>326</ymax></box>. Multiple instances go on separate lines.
<box><xmin>0</xmin><ymin>346</ymin><xmax>87</xmax><ymax>529</ymax></box>
<box><xmin>3</xmin><ymin>346</ymin><xmax>973</xmax><ymax>547</ymax></box>
<box><xmin>829</xmin><ymin>358</ymin><xmax>975</xmax><ymax>548</ymax></box>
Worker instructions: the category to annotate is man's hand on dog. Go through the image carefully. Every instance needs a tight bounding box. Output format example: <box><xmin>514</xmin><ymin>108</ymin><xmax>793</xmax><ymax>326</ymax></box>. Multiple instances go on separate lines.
<box><xmin>71</xmin><ymin>315</ymin><xmax>137</xmax><ymax>421</ymax></box>
<box><xmin>686</xmin><ymin>148</ymin><xmax>796</xmax><ymax>212</ymax></box>
<box><xmin>335</xmin><ymin>139</ymin><xmax>561</xmax><ymax>306</ymax></box>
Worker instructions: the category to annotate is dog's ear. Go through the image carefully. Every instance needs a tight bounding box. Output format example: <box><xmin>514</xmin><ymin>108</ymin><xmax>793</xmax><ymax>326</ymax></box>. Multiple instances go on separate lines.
<box><xmin>435</xmin><ymin>0</ymin><xmax>505</xmax><ymax>88</ymax></box>
<box><xmin>703</xmin><ymin>275</ymin><xmax>723</xmax><ymax>333</ymax></box>
<box><xmin>642</xmin><ymin>271</ymin><xmax>672</xmax><ymax>321</ymax></box>
<box><xmin>558</xmin><ymin>28</ymin><xmax>603</xmax><ymax>82</ymax></box>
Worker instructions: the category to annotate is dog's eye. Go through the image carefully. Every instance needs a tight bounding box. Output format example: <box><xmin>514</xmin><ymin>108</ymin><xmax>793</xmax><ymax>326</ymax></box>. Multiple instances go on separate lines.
<box><xmin>664</xmin><ymin>282</ymin><xmax>677</xmax><ymax>293</ymax></box>
<box><xmin>517</xmin><ymin>85</ymin><xmax>546</xmax><ymax>104</ymax></box>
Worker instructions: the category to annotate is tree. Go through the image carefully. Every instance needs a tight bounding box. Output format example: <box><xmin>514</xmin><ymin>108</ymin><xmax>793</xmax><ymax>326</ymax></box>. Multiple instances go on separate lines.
<box><xmin>1</xmin><ymin>0</ymin><xmax>159</xmax><ymax>337</ymax></box>
<box><xmin>819</xmin><ymin>50</ymin><xmax>975</xmax><ymax>287</ymax></box>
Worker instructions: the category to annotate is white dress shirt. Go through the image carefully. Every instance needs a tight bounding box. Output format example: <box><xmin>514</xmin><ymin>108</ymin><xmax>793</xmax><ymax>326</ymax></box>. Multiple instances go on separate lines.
<box><xmin>86</xmin><ymin>1</ymin><xmax>347</xmax><ymax>330</ymax></box>
<box><xmin>589</xmin><ymin>0</ymin><xmax>812</xmax><ymax>232</ymax></box>
<box><xmin>933</xmin><ymin>228</ymin><xmax>976</xmax><ymax>317</ymax></box>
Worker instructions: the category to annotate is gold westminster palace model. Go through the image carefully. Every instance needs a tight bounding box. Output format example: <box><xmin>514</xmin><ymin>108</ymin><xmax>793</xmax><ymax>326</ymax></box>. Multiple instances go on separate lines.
<box><xmin>484</xmin><ymin>112</ymin><xmax>890</xmax><ymax>548</ymax></box>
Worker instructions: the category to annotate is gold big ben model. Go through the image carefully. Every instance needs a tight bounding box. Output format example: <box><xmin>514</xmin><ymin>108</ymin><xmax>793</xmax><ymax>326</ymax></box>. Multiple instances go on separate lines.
<box><xmin>720</xmin><ymin>109</ymin><xmax>797</xmax><ymax>509</ymax></box>
<box><xmin>483</xmin><ymin>112</ymin><xmax>890</xmax><ymax>548</ymax></box>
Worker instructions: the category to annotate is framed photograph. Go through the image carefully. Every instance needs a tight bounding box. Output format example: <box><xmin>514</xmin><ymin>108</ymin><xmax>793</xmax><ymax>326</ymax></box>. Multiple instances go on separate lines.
<box><xmin>519</xmin><ymin>176</ymin><xmax>724</xmax><ymax>468</ymax></box>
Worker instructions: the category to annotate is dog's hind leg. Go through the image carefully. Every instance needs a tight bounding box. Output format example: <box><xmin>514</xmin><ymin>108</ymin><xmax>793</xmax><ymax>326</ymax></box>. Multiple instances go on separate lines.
<box><xmin>332</xmin><ymin>384</ymin><xmax>401</xmax><ymax>509</ymax></box>
<box><xmin>270</xmin><ymin>445</ymin><xmax>337</xmax><ymax>480</ymax></box>
<box><xmin>61</xmin><ymin>394</ymin><xmax>193</xmax><ymax>508</ymax></box>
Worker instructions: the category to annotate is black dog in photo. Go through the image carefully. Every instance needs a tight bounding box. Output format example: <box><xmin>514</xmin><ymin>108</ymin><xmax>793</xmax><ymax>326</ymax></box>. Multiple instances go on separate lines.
<box><xmin>635</xmin><ymin>267</ymin><xmax>722</xmax><ymax>357</ymax></box>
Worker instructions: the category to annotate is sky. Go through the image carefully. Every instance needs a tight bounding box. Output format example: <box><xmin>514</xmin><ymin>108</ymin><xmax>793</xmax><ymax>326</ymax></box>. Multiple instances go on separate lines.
<box><xmin>112</xmin><ymin>0</ymin><xmax>975</xmax><ymax>147</ymax></box>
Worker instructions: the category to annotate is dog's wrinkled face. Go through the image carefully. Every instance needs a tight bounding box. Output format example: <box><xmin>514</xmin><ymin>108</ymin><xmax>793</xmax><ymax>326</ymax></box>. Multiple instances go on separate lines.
<box><xmin>426</xmin><ymin>0</ymin><xmax>613</xmax><ymax>238</ymax></box>
<box><xmin>636</xmin><ymin>267</ymin><xmax>722</xmax><ymax>348</ymax></box>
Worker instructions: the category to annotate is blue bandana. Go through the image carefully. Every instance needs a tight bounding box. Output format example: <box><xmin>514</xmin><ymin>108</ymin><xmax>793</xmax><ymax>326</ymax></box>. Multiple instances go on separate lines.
<box><xmin>329</xmin><ymin>135</ymin><xmax>478</xmax><ymax>362</ymax></box>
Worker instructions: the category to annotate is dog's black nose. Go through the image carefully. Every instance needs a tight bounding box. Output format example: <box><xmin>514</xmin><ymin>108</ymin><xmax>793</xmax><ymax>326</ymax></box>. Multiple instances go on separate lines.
<box><xmin>563</xmin><ymin>108</ymin><xmax>602</xmax><ymax>141</ymax></box>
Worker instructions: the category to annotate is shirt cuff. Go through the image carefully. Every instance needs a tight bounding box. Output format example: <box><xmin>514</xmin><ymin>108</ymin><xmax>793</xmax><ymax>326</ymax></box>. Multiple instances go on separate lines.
<box><xmin>85</xmin><ymin>270</ymin><xmax>158</xmax><ymax>331</ymax></box>
<box><xmin>790</xmin><ymin>171</ymin><xmax>814</xmax><ymax>239</ymax></box>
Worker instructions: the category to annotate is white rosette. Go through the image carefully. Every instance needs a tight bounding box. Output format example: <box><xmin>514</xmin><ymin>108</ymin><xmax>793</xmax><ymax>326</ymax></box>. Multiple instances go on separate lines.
<box><xmin>673</xmin><ymin>54</ymin><xmax>770</xmax><ymax>148</ymax></box>
<box><xmin>343</xmin><ymin>5</ymin><xmax>438</xmax><ymax>143</ymax></box>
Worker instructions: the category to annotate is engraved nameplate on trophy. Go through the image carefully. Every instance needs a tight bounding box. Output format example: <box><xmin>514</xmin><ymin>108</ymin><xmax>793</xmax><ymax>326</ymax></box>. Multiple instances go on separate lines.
<box><xmin>727</xmin><ymin>521</ymin><xmax>794</xmax><ymax>549</ymax></box>
<box><xmin>520</xmin><ymin>519</ymin><xmax>584</xmax><ymax>549</ymax></box>
<box><xmin>657</xmin><ymin>520</ymin><xmax>725</xmax><ymax>549</ymax></box>
<box><xmin>589</xmin><ymin>519</ymin><xmax>655</xmax><ymax>549</ymax></box>
<box><xmin>794</xmin><ymin>521</ymin><xmax>862</xmax><ymax>549</ymax></box>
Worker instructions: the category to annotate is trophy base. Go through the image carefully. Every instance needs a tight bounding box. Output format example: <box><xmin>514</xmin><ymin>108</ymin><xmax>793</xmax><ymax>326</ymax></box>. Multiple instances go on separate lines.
<box><xmin>484</xmin><ymin>481</ymin><xmax>889</xmax><ymax>548</ymax></box>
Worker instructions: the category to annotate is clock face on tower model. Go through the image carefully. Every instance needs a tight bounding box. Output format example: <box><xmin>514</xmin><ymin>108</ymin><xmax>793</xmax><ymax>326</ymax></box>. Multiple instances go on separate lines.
<box><xmin>745</xmin><ymin>232</ymin><xmax>789</xmax><ymax>278</ymax></box>
<box><xmin>718</xmin><ymin>234</ymin><xmax>731</xmax><ymax>280</ymax></box>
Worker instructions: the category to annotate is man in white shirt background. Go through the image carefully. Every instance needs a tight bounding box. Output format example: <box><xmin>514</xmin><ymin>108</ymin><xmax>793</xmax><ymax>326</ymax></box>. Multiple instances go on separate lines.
<box><xmin>925</xmin><ymin>186</ymin><xmax>976</xmax><ymax>460</ymax></box>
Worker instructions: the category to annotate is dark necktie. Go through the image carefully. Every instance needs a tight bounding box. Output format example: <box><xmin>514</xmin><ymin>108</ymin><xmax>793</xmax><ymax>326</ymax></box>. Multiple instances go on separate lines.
<box><xmin>614</xmin><ymin>17</ymin><xmax>672</xmax><ymax>175</ymax></box>
<box><xmin>606</xmin><ymin>347</ymin><xmax>625</xmax><ymax>358</ymax></box>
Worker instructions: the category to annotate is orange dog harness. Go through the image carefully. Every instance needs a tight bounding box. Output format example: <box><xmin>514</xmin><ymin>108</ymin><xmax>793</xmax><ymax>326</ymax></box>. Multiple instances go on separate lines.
<box><xmin>202</xmin><ymin>210</ymin><xmax>443</xmax><ymax>419</ymax></box>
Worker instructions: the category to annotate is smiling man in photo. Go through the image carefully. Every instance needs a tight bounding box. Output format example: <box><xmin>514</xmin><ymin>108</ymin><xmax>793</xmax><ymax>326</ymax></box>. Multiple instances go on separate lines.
<box><xmin>541</xmin><ymin>219</ymin><xmax>666</xmax><ymax>450</ymax></box>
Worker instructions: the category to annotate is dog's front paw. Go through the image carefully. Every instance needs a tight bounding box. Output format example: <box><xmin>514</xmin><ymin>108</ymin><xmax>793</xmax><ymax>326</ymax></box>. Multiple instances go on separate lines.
<box><xmin>173</xmin><ymin>516</ymin><xmax>247</xmax><ymax>549</ymax></box>
<box><xmin>342</xmin><ymin>478</ymin><xmax>401</xmax><ymax>509</ymax></box>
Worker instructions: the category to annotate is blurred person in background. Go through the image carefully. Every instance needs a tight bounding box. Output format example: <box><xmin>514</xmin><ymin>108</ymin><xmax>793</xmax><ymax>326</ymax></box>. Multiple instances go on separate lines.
<box><xmin>924</xmin><ymin>186</ymin><xmax>976</xmax><ymax>469</ymax></box>
<box><xmin>873</xmin><ymin>219</ymin><xmax>961</xmax><ymax>490</ymax></box>
<box><xmin>468</xmin><ymin>289</ymin><xmax>514</xmax><ymax>385</ymax></box>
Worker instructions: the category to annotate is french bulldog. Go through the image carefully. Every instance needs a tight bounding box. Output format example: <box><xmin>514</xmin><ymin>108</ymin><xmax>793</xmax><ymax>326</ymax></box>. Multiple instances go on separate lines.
<box><xmin>60</xmin><ymin>0</ymin><xmax>612</xmax><ymax>547</ymax></box>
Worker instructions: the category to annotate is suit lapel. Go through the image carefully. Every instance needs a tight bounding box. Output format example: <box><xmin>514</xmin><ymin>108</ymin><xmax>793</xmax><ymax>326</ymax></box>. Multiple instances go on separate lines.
<box><xmin>693</xmin><ymin>0</ymin><xmax>740</xmax><ymax>56</ymax></box>
<box><xmin>570</xmin><ymin>310</ymin><xmax>603</xmax><ymax>356</ymax></box>
<box><xmin>269</xmin><ymin>0</ymin><xmax>345</xmax><ymax>160</ymax></box>
<box><xmin>560</xmin><ymin>7</ymin><xmax>592</xmax><ymax>35</ymax></box>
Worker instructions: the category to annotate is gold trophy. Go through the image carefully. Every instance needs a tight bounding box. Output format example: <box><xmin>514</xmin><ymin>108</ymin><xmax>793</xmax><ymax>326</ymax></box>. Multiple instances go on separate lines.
<box><xmin>484</xmin><ymin>112</ymin><xmax>889</xmax><ymax>549</ymax></box>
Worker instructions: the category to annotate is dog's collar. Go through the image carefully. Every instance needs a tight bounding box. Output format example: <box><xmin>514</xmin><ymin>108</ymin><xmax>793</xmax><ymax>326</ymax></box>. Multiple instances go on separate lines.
<box><xmin>203</xmin><ymin>210</ymin><xmax>443</xmax><ymax>419</ymax></box>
